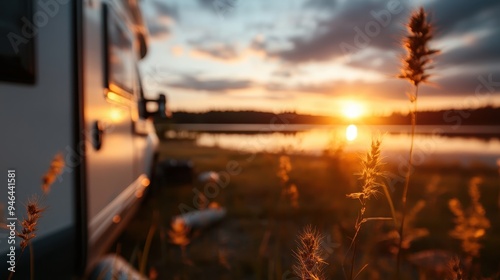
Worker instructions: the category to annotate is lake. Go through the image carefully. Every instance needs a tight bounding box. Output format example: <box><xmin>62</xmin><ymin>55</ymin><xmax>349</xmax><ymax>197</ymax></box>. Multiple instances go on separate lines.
<box><xmin>165</xmin><ymin>124</ymin><xmax>500</xmax><ymax>167</ymax></box>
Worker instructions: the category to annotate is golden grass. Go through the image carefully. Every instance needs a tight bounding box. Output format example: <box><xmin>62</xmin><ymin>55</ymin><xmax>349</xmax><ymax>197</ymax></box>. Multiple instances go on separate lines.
<box><xmin>449</xmin><ymin>177</ymin><xmax>490</xmax><ymax>261</ymax></box>
<box><xmin>398</xmin><ymin>7</ymin><xmax>439</xmax><ymax>88</ymax></box>
<box><xmin>293</xmin><ymin>225</ymin><xmax>325</xmax><ymax>280</ymax></box>
<box><xmin>114</xmin><ymin>139</ymin><xmax>500</xmax><ymax>279</ymax></box>
<box><xmin>396</xmin><ymin>7</ymin><xmax>440</xmax><ymax>275</ymax></box>
<box><xmin>344</xmin><ymin>138</ymin><xmax>393</xmax><ymax>279</ymax></box>
<box><xmin>8</xmin><ymin>153</ymin><xmax>65</xmax><ymax>280</ymax></box>
<box><xmin>17</xmin><ymin>196</ymin><xmax>44</xmax><ymax>252</ymax></box>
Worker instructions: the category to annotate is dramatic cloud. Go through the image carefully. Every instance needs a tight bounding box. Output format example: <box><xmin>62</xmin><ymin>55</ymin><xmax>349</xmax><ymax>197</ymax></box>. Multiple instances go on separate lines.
<box><xmin>425</xmin><ymin>69</ymin><xmax>500</xmax><ymax>98</ymax></box>
<box><xmin>196</xmin><ymin>0</ymin><xmax>237</xmax><ymax>16</ymax></box>
<box><xmin>152</xmin><ymin>0</ymin><xmax>179</xmax><ymax>21</ymax></box>
<box><xmin>265</xmin><ymin>79</ymin><xmax>407</xmax><ymax>100</ymax></box>
<box><xmin>265</xmin><ymin>0</ymin><xmax>500</xmax><ymax>69</ymax></box>
<box><xmin>146</xmin><ymin>18</ymin><xmax>171</xmax><ymax>38</ymax></box>
<box><xmin>271</xmin><ymin>69</ymin><xmax>294</xmax><ymax>78</ymax></box>
<box><xmin>187</xmin><ymin>36</ymin><xmax>241</xmax><ymax>61</ymax></box>
<box><xmin>145</xmin><ymin>1</ymin><xmax>179</xmax><ymax>39</ymax></box>
<box><xmin>431</xmin><ymin>1</ymin><xmax>500</xmax><ymax>67</ymax></box>
<box><xmin>304</xmin><ymin>0</ymin><xmax>338</xmax><ymax>10</ymax></box>
<box><xmin>196</xmin><ymin>0</ymin><xmax>214</xmax><ymax>10</ymax></box>
<box><xmin>166</xmin><ymin>75</ymin><xmax>253</xmax><ymax>93</ymax></box>
<box><xmin>191</xmin><ymin>44</ymin><xmax>239</xmax><ymax>60</ymax></box>
<box><xmin>437</xmin><ymin>29</ymin><xmax>500</xmax><ymax>67</ymax></box>
<box><xmin>346</xmin><ymin>49</ymin><xmax>400</xmax><ymax>75</ymax></box>
<box><xmin>265</xmin><ymin>66</ymin><xmax>500</xmax><ymax>100</ymax></box>
<box><xmin>429</xmin><ymin>0</ymin><xmax>500</xmax><ymax>37</ymax></box>
<box><xmin>142</xmin><ymin>0</ymin><xmax>500</xmax><ymax>111</ymax></box>
<box><xmin>268</xmin><ymin>0</ymin><xmax>410</xmax><ymax>63</ymax></box>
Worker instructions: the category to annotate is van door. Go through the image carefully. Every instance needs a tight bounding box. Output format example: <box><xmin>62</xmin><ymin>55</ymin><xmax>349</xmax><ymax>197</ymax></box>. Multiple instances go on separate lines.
<box><xmin>82</xmin><ymin>2</ymin><xmax>137</xmax><ymax>262</ymax></box>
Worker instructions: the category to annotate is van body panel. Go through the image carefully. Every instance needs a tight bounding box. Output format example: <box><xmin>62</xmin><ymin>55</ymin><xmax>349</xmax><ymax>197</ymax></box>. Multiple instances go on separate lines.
<box><xmin>0</xmin><ymin>0</ymin><xmax>157</xmax><ymax>277</ymax></box>
<box><xmin>0</xmin><ymin>1</ymin><xmax>78</xmax><ymax>277</ymax></box>
<box><xmin>0</xmin><ymin>0</ymin><xmax>76</xmax><ymax>247</ymax></box>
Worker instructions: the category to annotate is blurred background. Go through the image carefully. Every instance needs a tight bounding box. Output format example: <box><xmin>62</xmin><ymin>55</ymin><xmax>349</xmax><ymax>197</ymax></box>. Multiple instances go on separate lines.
<box><xmin>112</xmin><ymin>0</ymin><xmax>500</xmax><ymax>279</ymax></box>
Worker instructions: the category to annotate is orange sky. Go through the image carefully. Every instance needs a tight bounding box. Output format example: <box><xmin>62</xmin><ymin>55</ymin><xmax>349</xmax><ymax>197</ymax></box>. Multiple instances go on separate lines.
<box><xmin>140</xmin><ymin>0</ymin><xmax>500</xmax><ymax>117</ymax></box>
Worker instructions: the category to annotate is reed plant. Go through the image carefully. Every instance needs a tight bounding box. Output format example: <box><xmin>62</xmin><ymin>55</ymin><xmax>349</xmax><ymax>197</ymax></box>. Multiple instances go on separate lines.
<box><xmin>293</xmin><ymin>225</ymin><xmax>326</xmax><ymax>280</ymax></box>
<box><xmin>396</xmin><ymin>7</ymin><xmax>439</xmax><ymax>275</ymax></box>
<box><xmin>448</xmin><ymin>177</ymin><xmax>490</xmax><ymax>275</ymax></box>
<box><xmin>344</xmin><ymin>138</ymin><xmax>393</xmax><ymax>279</ymax></box>
<box><xmin>167</xmin><ymin>216</ymin><xmax>191</xmax><ymax>260</ymax></box>
<box><xmin>263</xmin><ymin>154</ymin><xmax>301</xmax><ymax>278</ymax></box>
<box><xmin>278</xmin><ymin>155</ymin><xmax>299</xmax><ymax>209</ymax></box>
<box><xmin>9</xmin><ymin>153</ymin><xmax>65</xmax><ymax>280</ymax></box>
<box><xmin>449</xmin><ymin>256</ymin><xmax>464</xmax><ymax>280</ymax></box>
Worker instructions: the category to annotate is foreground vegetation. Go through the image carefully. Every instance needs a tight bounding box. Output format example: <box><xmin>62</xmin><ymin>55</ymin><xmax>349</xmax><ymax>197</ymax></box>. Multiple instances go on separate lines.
<box><xmin>114</xmin><ymin>7</ymin><xmax>500</xmax><ymax>280</ymax></box>
<box><xmin>115</xmin><ymin>140</ymin><xmax>500</xmax><ymax>279</ymax></box>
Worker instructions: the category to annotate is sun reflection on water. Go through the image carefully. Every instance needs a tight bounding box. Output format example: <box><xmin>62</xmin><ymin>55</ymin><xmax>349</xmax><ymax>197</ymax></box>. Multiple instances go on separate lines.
<box><xmin>189</xmin><ymin>124</ymin><xmax>500</xmax><ymax>165</ymax></box>
<box><xmin>345</xmin><ymin>124</ymin><xmax>358</xmax><ymax>141</ymax></box>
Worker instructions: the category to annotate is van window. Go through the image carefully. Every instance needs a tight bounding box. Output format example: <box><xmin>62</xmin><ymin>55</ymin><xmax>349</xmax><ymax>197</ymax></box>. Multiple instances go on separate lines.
<box><xmin>0</xmin><ymin>2</ymin><xmax>35</xmax><ymax>84</ymax></box>
<box><xmin>105</xmin><ymin>5</ymin><xmax>134</xmax><ymax>97</ymax></box>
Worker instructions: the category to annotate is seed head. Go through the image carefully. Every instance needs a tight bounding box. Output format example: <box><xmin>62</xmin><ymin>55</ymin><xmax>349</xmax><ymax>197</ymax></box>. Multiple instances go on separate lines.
<box><xmin>293</xmin><ymin>226</ymin><xmax>325</xmax><ymax>280</ymax></box>
<box><xmin>348</xmin><ymin>138</ymin><xmax>384</xmax><ymax>201</ymax></box>
<box><xmin>17</xmin><ymin>196</ymin><xmax>44</xmax><ymax>251</ymax></box>
<box><xmin>42</xmin><ymin>153</ymin><xmax>65</xmax><ymax>194</ymax></box>
<box><xmin>398</xmin><ymin>7</ymin><xmax>439</xmax><ymax>88</ymax></box>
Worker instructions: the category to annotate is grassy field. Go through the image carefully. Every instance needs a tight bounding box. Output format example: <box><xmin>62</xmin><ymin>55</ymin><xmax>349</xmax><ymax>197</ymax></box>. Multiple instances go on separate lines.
<box><xmin>114</xmin><ymin>140</ymin><xmax>500</xmax><ymax>280</ymax></box>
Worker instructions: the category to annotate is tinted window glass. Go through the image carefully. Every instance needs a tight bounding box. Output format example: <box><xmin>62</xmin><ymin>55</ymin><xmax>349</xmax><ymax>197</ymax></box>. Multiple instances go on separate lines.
<box><xmin>0</xmin><ymin>1</ymin><xmax>35</xmax><ymax>84</ymax></box>
<box><xmin>106</xmin><ymin>6</ymin><xmax>134</xmax><ymax>96</ymax></box>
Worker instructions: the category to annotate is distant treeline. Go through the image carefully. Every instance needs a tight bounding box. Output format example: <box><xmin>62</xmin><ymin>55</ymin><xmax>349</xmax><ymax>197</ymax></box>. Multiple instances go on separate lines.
<box><xmin>159</xmin><ymin>106</ymin><xmax>500</xmax><ymax>125</ymax></box>
<box><xmin>166</xmin><ymin>110</ymin><xmax>338</xmax><ymax>124</ymax></box>
<box><xmin>368</xmin><ymin>106</ymin><xmax>500</xmax><ymax>125</ymax></box>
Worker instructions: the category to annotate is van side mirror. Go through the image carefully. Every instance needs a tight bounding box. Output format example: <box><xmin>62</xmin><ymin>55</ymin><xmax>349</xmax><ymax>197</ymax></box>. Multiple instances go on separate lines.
<box><xmin>157</xmin><ymin>94</ymin><xmax>168</xmax><ymax>118</ymax></box>
<box><xmin>139</xmin><ymin>93</ymin><xmax>171</xmax><ymax>119</ymax></box>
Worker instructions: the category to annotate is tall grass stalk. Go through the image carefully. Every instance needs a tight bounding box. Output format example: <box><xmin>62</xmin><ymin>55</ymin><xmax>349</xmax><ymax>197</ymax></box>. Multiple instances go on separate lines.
<box><xmin>259</xmin><ymin>153</ymin><xmax>299</xmax><ymax>278</ymax></box>
<box><xmin>396</xmin><ymin>7</ymin><xmax>439</xmax><ymax>276</ymax></box>
<box><xmin>382</xmin><ymin>182</ymin><xmax>398</xmax><ymax>229</ymax></box>
<box><xmin>345</xmin><ymin>139</ymin><xmax>390</xmax><ymax>279</ymax></box>
<box><xmin>8</xmin><ymin>153</ymin><xmax>64</xmax><ymax>280</ymax></box>
<box><xmin>139</xmin><ymin>212</ymin><xmax>159</xmax><ymax>276</ymax></box>
<box><xmin>293</xmin><ymin>226</ymin><xmax>325</xmax><ymax>280</ymax></box>
<box><xmin>449</xmin><ymin>177</ymin><xmax>490</xmax><ymax>272</ymax></box>
<box><xmin>497</xmin><ymin>159</ymin><xmax>500</xmax><ymax>210</ymax></box>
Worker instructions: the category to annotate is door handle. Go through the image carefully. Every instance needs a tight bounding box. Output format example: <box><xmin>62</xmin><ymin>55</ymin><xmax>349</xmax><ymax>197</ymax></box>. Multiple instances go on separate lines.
<box><xmin>91</xmin><ymin>120</ymin><xmax>104</xmax><ymax>151</ymax></box>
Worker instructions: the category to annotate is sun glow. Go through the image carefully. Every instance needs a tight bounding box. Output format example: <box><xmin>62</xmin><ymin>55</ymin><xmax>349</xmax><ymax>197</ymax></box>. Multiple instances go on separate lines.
<box><xmin>342</xmin><ymin>101</ymin><xmax>365</xmax><ymax>120</ymax></box>
<box><xmin>345</xmin><ymin>124</ymin><xmax>358</xmax><ymax>141</ymax></box>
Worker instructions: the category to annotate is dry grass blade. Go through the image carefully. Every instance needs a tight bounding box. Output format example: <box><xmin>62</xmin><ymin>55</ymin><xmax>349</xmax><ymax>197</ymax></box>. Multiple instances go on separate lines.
<box><xmin>17</xmin><ymin>195</ymin><xmax>44</xmax><ymax>251</ymax></box>
<box><xmin>293</xmin><ymin>225</ymin><xmax>326</xmax><ymax>280</ymax></box>
<box><xmin>139</xmin><ymin>211</ymin><xmax>160</xmax><ymax>276</ymax></box>
<box><xmin>381</xmin><ymin>182</ymin><xmax>398</xmax><ymax>228</ymax></box>
<box><xmin>348</xmin><ymin>138</ymin><xmax>385</xmax><ymax>202</ymax></box>
<box><xmin>8</xmin><ymin>153</ymin><xmax>64</xmax><ymax>280</ymax></box>
<box><xmin>360</xmin><ymin>217</ymin><xmax>393</xmax><ymax>225</ymax></box>
<box><xmin>168</xmin><ymin>217</ymin><xmax>191</xmax><ymax>248</ymax></box>
<box><xmin>353</xmin><ymin>263</ymin><xmax>369</xmax><ymax>280</ymax></box>
<box><xmin>448</xmin><ymin>177</ymin><xmax>490</xmax><ymax>260</ymax></box>
<box><xmin>449</xmin><ymin>256</ymin><xmax>464</xmax><ymax>280</ymax></box>
<box><xmin>41</xmin><ymin>153</ymin><xmax>65</xmax><ymax>194</ymax></box>
<box><xmin>277</xmin><ymin>155</ymin><xmax>292</xmax><ymax>185</ymax></box>
<box><xmin>397</xmin><ymin>7</ymin><xmax>439</xmax><ymax>88</ymax></box>
<box><xmin>396</xmin><ymin>7</ymin><xmax>440</xmax><ymax>276</ymax></box>
<box><xmin>344</xmin><ymin>138</ymin><xmax>390</xmax><ymax>280</ymax></box>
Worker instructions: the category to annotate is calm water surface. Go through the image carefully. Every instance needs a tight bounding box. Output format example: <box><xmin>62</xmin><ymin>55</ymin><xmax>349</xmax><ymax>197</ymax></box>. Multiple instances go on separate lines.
<box><xmin>169</xmin><ymin>124</ymin><xmax>500</xmax><ymax>166</ymax></box>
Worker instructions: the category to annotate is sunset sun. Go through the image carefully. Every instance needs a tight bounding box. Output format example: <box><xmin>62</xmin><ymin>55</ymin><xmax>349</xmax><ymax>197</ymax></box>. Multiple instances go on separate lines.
<box><xmin>342</xmin><ymin>101</ymin><xmax>365</xmax><ymax>119</ymax></box>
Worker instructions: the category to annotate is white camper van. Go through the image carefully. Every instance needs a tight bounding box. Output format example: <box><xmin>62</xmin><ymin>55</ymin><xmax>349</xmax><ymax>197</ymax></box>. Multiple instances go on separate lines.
<box><xmin>0</xmin><ymin>0</ymin><xmax>164</xmax><ymax>278</ymax></box>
